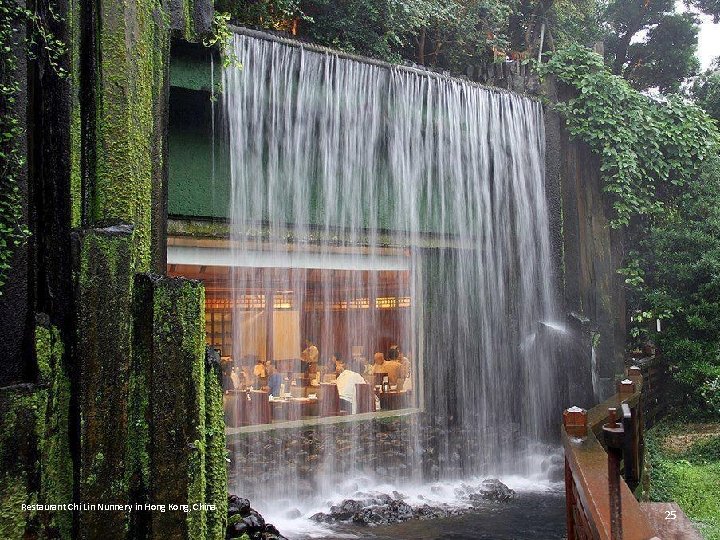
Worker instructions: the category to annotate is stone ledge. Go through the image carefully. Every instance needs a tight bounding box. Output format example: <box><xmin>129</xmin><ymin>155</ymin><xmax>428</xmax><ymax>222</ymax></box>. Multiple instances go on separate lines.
<box><xmin>226</xmin><ymin>407</ymin><xmax>421</xmax><ymax>439</ymax></box>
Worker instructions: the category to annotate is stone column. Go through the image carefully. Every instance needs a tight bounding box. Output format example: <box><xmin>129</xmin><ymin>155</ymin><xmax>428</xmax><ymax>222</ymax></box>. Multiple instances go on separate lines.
<box><xmin>75</xmin><ymin>225</ymin><xmax>136</xmax><ymax>537</ymax></box>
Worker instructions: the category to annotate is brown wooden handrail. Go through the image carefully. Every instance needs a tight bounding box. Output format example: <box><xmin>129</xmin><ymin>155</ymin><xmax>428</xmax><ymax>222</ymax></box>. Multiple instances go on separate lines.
<box><xmin>563</xmin><ymin>366</ymin><xmax>659</xmax><ymax>540</ymax></box>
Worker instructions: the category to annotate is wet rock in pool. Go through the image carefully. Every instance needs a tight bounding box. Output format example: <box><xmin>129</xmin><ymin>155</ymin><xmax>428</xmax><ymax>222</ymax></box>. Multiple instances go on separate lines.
<box><xmin>228</xmin><ymin>495</ymin><xmax>252</xmax><ymax>517</ymax></box>
<box><xmin>351</xmin><ymin>500</ymin><xmax>415</xmax><ymax>525</ymax></box>
<box><xmin>329</xmin><ymin>498</ymin><xmax>368</xmax><ymax>519</ymax></box>
<box><xmin>310</xmin><ymin>511</ymin><xmax>333</xmax><ymax>523</ymax></box>
<box><xmin>475</xmin><ymin>479</ymin><xmax>516</xmax><ymax>501</ymax></box>
<box><xmin>226</xmin><ymin>494</ymin><xmax>287</xmax><ymax>539</ymax></box>
<box><xmin>414</xmin><ymin>504</ymin><xmax>452</xmax><ymax>520</ymax></box>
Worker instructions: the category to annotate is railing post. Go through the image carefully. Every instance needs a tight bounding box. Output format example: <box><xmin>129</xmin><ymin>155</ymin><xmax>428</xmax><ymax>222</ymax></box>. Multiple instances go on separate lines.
<box><xmin>563</xmin><ymin>406</ymin><xmax>587</xmax><ymax>539</ymax></box>
<box><xmin>603</xmin><ymin>407</ymin><xmax>624</xmax><ymax>540</ymax></box>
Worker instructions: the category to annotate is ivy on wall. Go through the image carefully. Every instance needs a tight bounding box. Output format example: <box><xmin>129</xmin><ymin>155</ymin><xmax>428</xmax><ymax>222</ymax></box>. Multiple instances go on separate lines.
<box><xmin>0</xmin><ymin>3</ymin><xmax>30</xmax><ymax>294</ymax></box>
<box><xmin>538</xmin><ymin>44</ymin><xmax>719</xmax><ymax>228</ymax></box>
<box><xmin>0</xmin><ymin>3</ymin><xmax>67</xmax><ymax>295</ymax></box>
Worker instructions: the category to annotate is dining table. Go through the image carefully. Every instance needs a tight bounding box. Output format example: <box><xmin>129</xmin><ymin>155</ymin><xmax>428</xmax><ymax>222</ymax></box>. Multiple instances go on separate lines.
<box><xmin>270</xmin><ymin>396</ymin><xmax>319</xmax><ymax>421</ymax></box>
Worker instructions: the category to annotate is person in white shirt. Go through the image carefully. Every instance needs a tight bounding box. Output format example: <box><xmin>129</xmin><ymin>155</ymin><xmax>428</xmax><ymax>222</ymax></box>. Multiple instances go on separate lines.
<box><xmin>334</xmin><ymin>357</ymin><xmax>368</xmax><ymax>414</ymax></box>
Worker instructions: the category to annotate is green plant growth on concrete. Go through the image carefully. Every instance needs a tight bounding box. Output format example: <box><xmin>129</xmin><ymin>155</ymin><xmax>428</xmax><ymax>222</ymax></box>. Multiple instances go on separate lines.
<box><xmin>647</xmin><ymin>422</ymin><xmax>720</xmax><ymax>539</ymax></box>
<box><xmin>35</xmin><ymin>321</ymin><xmax>73</xmax><ymax>539</ymax></box>
<box><xmin>539</xmin><ymin>45</ymin><xmax>719</xmax><ymax>228</ymax></box>
<box><xmin>0</xmin><ymin>320</ymin><xmax>72</xmax><ymax>539</ymax></box>
<box><xmin>69</xmin><ymin>0</ymin><xmax>82</xmax><ymax>228</ymax></box>
<box><xmin>149</xmin><ymin>276</ymin><xmax>209</xmax><ymax>539</ymax></box>
<box><xmin>0</xmin><ymin>4</ymin><xmax>31</xmax><ymax>295</ymax></box>
<box><xmin>76</xmin><ymin>226</ymin><xmax>136</xmax><ymax>537</ymax></box>
<box><xmin>0</xmin><ymin>386</ymin><xmax>44</xmax><ymax>539</ymax></box>
<box><xmin>92</xmin><ymin>0</ymin><xmax>169</xmax><ymax>272</ymax></box>
<box><xmin>205</xmin><ymin>348</ymin><xmax>228</xmax><ymax>539</ymax></box>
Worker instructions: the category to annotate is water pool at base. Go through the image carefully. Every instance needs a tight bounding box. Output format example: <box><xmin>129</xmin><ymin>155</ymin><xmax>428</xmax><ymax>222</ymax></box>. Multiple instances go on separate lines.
<box><xmin>260</xmin><ymin>476</ymin><xmax>565</xmax><ymax>540</ymax></box>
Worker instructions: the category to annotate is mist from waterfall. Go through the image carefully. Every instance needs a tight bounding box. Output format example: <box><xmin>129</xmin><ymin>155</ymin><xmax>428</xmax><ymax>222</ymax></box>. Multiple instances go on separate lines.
<box><xmin>222</xmin><ymin>32</ymin><xmax>561</xmax><ymax>519</ymax></box>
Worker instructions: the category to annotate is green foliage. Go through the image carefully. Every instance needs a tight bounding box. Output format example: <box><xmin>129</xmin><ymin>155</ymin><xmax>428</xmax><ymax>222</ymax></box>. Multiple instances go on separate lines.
<box><xmin>216</xmin><ymin>0</ymin><xmax>303</xmax><ymax>30</ymax></box>
<box><xmin>691</xmin><ymin>58</ymin><xmax>720</xmax><ymax>120</ymax></box>
<box><xmin>0</xmin><ymin>4</ymin><xmax>30</xmax><ymax>295</ymax></box>
<box><xmin>625</xmin><ymin>13</ymin><xmax>700</xmax><ymax>94</ymax></box>
<box><xmin>604</xmin><ymin>0</ymin><xmax>700</xmax><ymax>91</ymax></box>
<box><xmin>205</xmin><ymin>11</ymin><xmax>241</xmax><ymax>68</ymax></box>
<box><xmin>647</xmin><ymin>423</ymin><xmax>720</xmax><ymax>538</ymax></box>
<box><xmin>220</xmin><ymin>0</ymin><xmax>521</xmax><ymax>68</ymax></box>
<box><xmin>631</xmin><ymin>160</ymin><xmax>720</xmax><ymax>417</ymax></box>
<box><xmin>549</xmin><ymin>0</ymin><xmax>605</xmax><ymax>49</ymax></box>
<box><xmin>539</xmin><ymin>45</ymin><xmax>719</xmax><ymax>227</ymax></box>
<box><xmin>1</xmin><ymin>3</ymin><xmax>68</xmax><ymax>295</ymax></box>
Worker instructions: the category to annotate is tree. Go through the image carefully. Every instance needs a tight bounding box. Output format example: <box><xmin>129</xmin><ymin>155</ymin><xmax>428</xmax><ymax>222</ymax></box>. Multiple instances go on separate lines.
<box><xmin>215</xmin><ymin>0</ymin><xmax>304</xmax><ymax>31</ymax></box>
<box><xmin>691</xmin><ymin>58</ymin><xmax>720</xmax><ymax>120</ymax></box>
<box><xmin>630</xmin><ymin>158</ymin><xmax>720</xmax><ymax>417</ymax></box>
<box><xmin>624</xmin><ymin>13</ymin><xmax>700</xmax><ymax>93</ymax></box>
<box><xmin>604</xmin><ymin>0</ymin><xmax>701</xmax><ymax>91</ymax></box>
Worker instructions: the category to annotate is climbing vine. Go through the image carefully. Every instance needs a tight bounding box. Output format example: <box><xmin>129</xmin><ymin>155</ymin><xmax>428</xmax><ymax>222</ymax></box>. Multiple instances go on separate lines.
<box><xmin>0</xmin><ymin>3</ymin><xmax>67</xmax><ymax>294</ymax></box>
<box><xmin>538</xmin><ymin>45</ymin><xmax>719</xmax><ymax>228</ymax></box>
<box><xmin>204</xmin><ymin>11</ymin><xmax>240</xmax><ymax>69</ymax></box>
<box><xmin>0</xmin><ymin>3</ymin><xmax>30</xmax><ymax>295</ymax></box>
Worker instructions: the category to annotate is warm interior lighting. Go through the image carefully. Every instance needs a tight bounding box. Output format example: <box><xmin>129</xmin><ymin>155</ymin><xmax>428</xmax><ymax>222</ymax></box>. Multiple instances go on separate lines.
<box><xmin>273</xmin><ymin>293</ymin><xmax>293</xmax><ymax>309</ymax></box>
<box><xmin>349</xmin><ymin>297</ymin><xmax>370</xmax><ymax>309</ymax></box>
<box><xmin>376</xmin><ymin>297</ymin><xmax>397</xmax><ymax>309</ymax></box>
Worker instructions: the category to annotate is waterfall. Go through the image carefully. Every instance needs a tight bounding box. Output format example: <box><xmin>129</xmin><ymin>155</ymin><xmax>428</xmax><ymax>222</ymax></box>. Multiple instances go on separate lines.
<box><xmin>222</xmin><ymin>32</ymin><xmax>560</xmax><ymax>518</ymax></box>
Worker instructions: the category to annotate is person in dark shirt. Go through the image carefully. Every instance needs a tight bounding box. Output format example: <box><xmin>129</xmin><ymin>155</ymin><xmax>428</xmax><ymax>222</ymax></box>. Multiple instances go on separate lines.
<box><xmin>265</xmin><ymin>363</ymin><xmax>283</xmax><ymax>397</ymax></box>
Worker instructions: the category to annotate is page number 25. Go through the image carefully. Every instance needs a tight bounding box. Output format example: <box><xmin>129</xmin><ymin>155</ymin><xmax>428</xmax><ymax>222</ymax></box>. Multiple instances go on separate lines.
<box><xmin>665</xmin><ymin>509</ymin><xmax>677</xmax><ymax>520</ymax></box>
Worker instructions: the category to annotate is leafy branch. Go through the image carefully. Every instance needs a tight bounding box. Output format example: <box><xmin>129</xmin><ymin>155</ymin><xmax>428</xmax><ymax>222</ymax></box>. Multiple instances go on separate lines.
<box><xmin>538</xmin><ymin>44</ymin><xmax>719</xmax><ymax>228</ymax></box>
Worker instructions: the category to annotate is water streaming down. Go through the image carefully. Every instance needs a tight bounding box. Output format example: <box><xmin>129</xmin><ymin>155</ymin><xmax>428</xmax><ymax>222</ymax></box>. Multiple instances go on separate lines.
<box><xmin>222</xmin><ymin>32</ymin><xmax>562</xmax><ymax>519</ymax></box>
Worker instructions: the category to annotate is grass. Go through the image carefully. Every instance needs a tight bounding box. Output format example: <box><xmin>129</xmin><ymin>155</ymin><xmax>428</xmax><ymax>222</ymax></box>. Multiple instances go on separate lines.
<box><xmin>647</xmin><ymin>421</ymin><xmax>720</xmax><ymax>539</ymax></box>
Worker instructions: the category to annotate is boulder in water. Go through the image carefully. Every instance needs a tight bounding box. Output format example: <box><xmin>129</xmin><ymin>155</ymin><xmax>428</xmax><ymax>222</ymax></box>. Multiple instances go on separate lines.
<box><xmin>226</xmin><ymin>494</ymin><xmax>287</xmax><ymax>540</ymax></box>
<box><xmin>228</xmin><ymin>495</ymin><xmax>251</xmax><ymax>517</ymax></box>
<box><xmin>476</xmin><ymin>479</ymin><xmax>516</xmax><ymax>501</ymax></box>
<box><xmin>351</xmin><ymin>500</ymin><xmax>415</xmax><ymax>525</ymax></box>
<box><xmin>414</xmin><ymin>504</ymin><xmax>452</xmax><ymax>520</ymax></box>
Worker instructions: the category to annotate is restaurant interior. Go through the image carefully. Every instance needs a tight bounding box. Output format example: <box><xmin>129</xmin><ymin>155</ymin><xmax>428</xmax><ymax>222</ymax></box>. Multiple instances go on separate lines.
<box><xmin>168</xmin><ymin>261</ymin><xmax>417</xmax><ymax>427</ymax></box>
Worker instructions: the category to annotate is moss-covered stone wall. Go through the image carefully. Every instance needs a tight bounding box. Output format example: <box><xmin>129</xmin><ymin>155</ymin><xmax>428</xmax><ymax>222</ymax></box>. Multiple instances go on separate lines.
<box><xmin>151</xmin><ymin>276</ymin><xmax>207</xmax><ymax>539</ymax></box>
<box><xmin>88</xmin><ymin>1</ymin><xmax>168</xmax><ymax>272</ymax></box>
<box><xmin>35</xmin><ymin>318</ymin><xmax>73</xmax><ymax>539</ymax></box>
<box><xmin>2</xmin><ymin>0</ymin><xmax>226</xmax><ymax>538</ymax></box>
<box><xmin>205</xmin><ymin>348</ymin><xmax>228</xmax><ymax>539</ymax></box>
<box><xmin>76</xmin><ymin>225</ymin><xmax>136</xmax><ymax>536</ymax></box>
<box><xmin>0</xmin><ymin>317</ymin><xmax>72</xmax><ymax>540</ymax></box>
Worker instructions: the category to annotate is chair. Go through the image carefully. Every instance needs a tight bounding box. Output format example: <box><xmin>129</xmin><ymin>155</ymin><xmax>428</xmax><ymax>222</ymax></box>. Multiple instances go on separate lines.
<box><xmin>355</xmin><ymin>383</ymin><xmax>376</xmax><ymax>414</ymax></box>
<box><xmin>318</xmin><ymin>383</ymin><xmax>341</xmax><ymax>417</ymax></box>
<box><xmin>247</xmin><ymin>390</ymin><xmax>271</xmax><ymax>425</ymax></box>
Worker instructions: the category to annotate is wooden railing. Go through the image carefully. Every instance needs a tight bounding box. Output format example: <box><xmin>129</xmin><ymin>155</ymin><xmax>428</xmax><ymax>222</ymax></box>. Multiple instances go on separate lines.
<box><xmin>633</xmin><ymin>355</ymin><xmax>671</xmax><ymax>428</ymax></box>
<box><xmin>563</xmin><ymin>366</ymin><xmax>660</xmax><ymax>540</ymax></box>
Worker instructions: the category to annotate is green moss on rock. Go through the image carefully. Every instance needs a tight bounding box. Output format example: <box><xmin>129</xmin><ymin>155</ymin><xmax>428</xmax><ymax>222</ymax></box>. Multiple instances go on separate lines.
<box><xmin>76</xmin><ymin>225</ymin><xmax>135</xmax><ymax>537</ymax></box>
<box><xmin>0</xmin><ymin>319</ymin><xmax>72</xmax><ymax>539</ymax></box>
<box><xmin>0</xmin><ymin>385</ymin><xmax>45</xmax><ymax>539</ymax></box>
<box><xmin>92</xmin><ymin>0</ymin><xmax>169</xmax><ymax>271</ymax></box>
<box><xmin>147</xmin><ymin>275</ymin><xmax>207</xmax><ymax>539</ymax></box>
<box><xmin>205</xmin><ymin>347</ymin><xmax>228</xmax><ymax>539</ymax></box>
<box><xmin>35</xmin><ymin>320</ymin><xmax>73</xmax><ymax>539</ymax></box>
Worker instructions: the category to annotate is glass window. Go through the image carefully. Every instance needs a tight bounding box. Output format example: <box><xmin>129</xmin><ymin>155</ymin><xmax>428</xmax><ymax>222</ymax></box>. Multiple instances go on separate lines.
<box><xmin>169</xmin><ymin>250</ymin><xmax>418</xmax><ymax>428</ymax></box>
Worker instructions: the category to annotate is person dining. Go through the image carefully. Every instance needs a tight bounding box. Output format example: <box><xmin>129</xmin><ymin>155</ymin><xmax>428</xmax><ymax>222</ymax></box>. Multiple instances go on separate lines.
<box><xmin>301</xmin><ymin>339</ymin><xmax>319</xmax><ymax>374</ymax></box>
<box><xmin>335</xmin><ymin>356</ymin><xmax>367</xmax><ymax>414</ymax></box>
<box><xmin>265</xmin><ymin>363</ymin><xmax>283</xmax><ymax>397</ymax></box>
<box><xmin>368</xmin><ymin>351</ymin><xmax>401</xmax><ymax>385</ymax></box>
<box><xmin>388</xmin><ymin>346</ymin><xmax>411</xmax><ymax>390</ymax></box>
<box><xmin>253</xmin><ymin>358</ymin><xmax>267</xmax><ymax>388</ymax></box>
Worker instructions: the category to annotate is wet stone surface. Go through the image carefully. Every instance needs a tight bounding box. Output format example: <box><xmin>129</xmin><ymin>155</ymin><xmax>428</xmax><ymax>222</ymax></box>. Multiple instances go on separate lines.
<box><xmin>227</xmin><ymin>494</ymin><xmax>288</xmax><ymax>540</ymax></box>
<box><xmin>313</xmin><ymin>489</ymin><xmax>566</xmax><ymax>540</ymax></box>
<box><xmin>309</xmin><ymin>480</ymin><xmax>516</xmax><ymax>527</ymax></box>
